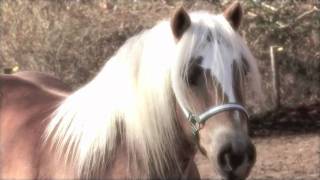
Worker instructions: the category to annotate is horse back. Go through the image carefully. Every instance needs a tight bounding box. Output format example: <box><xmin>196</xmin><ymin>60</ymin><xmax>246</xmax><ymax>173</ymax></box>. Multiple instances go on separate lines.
<box><xmin>0</xmin><ymin>71</ymin><xmax>71</xmax><ymax>178</ymax></box>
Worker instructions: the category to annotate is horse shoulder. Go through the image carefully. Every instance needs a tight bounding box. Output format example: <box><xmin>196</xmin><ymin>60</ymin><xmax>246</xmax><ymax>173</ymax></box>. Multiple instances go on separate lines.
<box><xmin>14</xmin><ymin>71</ymin><xmax>72</xmax><ymax>95</ymax></box>
<box><xmin>0</xmin><ymin>72</ymin><xmax>70</xmax><ymax>178</ymax></box>
<box><xmin>0</xmin><ymin>72</ymin><xmax>70</xmax><ymax>126</ymax></box>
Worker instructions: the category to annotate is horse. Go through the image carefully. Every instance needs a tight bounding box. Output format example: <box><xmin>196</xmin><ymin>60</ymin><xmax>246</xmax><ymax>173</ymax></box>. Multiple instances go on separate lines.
<box><xmin>0</xmin><ymin>2</ymin><xmax>262</xmax><ymax>180</ymax></box>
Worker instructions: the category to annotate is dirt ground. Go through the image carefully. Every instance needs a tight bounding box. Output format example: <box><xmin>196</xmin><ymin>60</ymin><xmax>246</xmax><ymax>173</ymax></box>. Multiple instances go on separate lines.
<box><xmin>195</xmin><ymin>103</ymin><xmax>320</xmax><ymax>180</ymax></box>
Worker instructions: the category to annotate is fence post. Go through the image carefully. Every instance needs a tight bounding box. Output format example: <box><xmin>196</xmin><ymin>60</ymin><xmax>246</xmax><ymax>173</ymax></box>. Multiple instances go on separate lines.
<box><xmin>270</xmin><ymin>46</ymin><xmax>280</xmax><ymax>108</ymax></box>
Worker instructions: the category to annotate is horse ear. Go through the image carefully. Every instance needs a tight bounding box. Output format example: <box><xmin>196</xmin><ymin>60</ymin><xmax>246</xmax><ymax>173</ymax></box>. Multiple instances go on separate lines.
<box><xmin>223</xmin><ymin>1</ymin><xmax>242</xmax><ymax>30</ymax></box>
<box><xmin>171</xmin><ymin>7</ymin><xmax>191</xmax><ymax>40</ymax></box>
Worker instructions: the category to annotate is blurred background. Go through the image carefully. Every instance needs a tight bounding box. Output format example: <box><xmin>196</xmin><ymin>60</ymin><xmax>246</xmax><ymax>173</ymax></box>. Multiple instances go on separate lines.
<box><xmin>0</xmin><ymin>0</ymin><xmax>319</xmax><ymax>179</ymax></box>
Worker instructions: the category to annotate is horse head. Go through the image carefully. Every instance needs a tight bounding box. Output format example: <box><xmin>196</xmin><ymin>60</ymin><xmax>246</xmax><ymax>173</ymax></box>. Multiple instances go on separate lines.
<box><xmin>171</xmin><ymin>2</ymin><xmax>259</xmax><ymax>179</ymax></box>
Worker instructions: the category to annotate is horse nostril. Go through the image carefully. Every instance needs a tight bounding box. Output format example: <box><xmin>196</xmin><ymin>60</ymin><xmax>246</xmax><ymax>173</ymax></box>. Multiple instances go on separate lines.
<box><xmin>218</xmin><ymin>144</ymin><xmax>244</xmax><ymax>172</ymax></box>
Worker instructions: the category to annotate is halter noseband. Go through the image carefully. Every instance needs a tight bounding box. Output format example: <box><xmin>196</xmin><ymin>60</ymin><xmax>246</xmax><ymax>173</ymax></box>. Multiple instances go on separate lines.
<box><xmin>184</xmin><ymin>103</ymin><xmax>249</xmax><ymax>135</ymax></box>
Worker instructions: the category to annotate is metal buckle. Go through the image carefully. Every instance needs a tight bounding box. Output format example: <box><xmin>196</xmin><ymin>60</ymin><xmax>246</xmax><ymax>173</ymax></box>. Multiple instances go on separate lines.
<box><xmin>188</xmin><ymin>113</ymin><xmax>201</xmax><ymax>135</ymax></box>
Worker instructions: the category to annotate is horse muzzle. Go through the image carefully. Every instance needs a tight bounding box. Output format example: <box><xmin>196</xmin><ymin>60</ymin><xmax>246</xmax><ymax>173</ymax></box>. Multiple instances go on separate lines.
<box><xmin>213</xmin><ymin>132</ymin><xmax>256</xmax><ymax>180</ymax></box>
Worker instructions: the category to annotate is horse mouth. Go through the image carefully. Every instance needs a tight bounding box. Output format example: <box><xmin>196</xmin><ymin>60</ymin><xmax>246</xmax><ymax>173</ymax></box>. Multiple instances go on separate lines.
<box><xmin>216</xmin><ymin>170</ymin><xmax>247</xmax><ymax>180</ymax></box>
<box><xmin>222</xmin><ymin>175</ymin><xmax>244</xmax><ymax>180</ymax></box>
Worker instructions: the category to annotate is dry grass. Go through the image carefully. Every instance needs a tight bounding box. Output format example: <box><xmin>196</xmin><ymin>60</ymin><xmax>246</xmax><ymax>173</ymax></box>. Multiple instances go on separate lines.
<box><xmin>242</xmin><ymin>1</ymin><xmax>320</xmax><ymax>109</ymax></box>
<box><xmin>0</xmin><ymin>0</ymin><xmax>319</xmax><ymax>110</ymax></box>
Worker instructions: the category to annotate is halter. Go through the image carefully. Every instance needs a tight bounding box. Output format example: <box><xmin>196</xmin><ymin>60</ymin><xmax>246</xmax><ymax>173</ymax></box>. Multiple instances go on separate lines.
<box><xmin>180</xmin><ymin>103</ymin><xmax>249</xmax><ymax>135</ymax></box>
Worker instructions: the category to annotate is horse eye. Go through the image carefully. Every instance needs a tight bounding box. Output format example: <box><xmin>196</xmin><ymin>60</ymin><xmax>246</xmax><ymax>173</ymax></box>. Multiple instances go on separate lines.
<box><xmin>187</xmin><ymin>56</ymin><xmax>203</xmax><ymax>86</ymax></box>
<box><xmin>207</xmin><ymin>32</ymin><xmax>213</xmax><ymax>42</ymax></box>
<box><xmin>241</xmin><ymin>57</ymin><xmax>250</xmax><ymax>75</ymax></box>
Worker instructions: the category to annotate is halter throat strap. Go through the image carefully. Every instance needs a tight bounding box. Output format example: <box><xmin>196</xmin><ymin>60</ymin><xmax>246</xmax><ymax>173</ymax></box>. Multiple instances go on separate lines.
<box><xmin>185</xmin><ymin>103</ymin><xmax>249</xmax><ymax>134</ymax></box>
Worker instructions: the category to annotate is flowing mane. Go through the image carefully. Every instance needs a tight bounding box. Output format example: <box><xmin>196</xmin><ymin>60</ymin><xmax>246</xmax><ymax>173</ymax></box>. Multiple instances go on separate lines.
<box><xmin>44</xmin><ymin>11</ymin><xmax>261</xmax><ymax>179</ymax></box>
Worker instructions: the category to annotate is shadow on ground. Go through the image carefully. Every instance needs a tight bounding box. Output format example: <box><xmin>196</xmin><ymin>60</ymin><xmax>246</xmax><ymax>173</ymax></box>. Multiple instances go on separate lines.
<box><xmin>249</xmin><ymin>102</ymin><xmax>320</xmax><ymax>137</ymax></box>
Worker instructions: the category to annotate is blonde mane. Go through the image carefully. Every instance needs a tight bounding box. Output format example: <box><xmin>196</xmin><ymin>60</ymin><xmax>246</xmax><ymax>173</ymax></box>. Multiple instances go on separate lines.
<box><xmin>44</xmin><ymin>11</ymin><xmax>261</xmax><ymax>179</ymax></box>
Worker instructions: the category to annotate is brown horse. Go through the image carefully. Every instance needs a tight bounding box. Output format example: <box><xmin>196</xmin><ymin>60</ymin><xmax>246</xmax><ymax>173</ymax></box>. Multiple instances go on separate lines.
<box><xmin>0</xmin><ymin>2</ymin><xmax>262</xmax><ymax>180</ymax></box>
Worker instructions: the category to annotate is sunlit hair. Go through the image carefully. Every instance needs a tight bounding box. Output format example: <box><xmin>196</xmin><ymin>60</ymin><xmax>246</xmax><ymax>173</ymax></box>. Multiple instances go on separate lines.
<box><xmin>44</xmin><ymin>11</ymin><xmax>262</xmax><ymax>179</ymax></box>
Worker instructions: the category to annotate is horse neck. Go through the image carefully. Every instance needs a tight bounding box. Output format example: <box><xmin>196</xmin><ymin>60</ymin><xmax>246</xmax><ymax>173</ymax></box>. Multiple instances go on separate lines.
<box><xmin>103</xmin><ymin>131</ymin><xmax>196</xmax><ymax>179</ymax></box>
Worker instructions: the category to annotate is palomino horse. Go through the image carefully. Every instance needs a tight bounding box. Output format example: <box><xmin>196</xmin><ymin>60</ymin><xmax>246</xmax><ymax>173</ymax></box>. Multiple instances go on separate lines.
<box><xmin>0</xmin><ymin>2</ymin><xmax>262</xmax><ymax>180</ymax></box>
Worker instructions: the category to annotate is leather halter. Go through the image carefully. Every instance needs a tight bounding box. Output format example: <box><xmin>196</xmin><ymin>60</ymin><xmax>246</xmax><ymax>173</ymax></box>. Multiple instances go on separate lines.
<box><xmin>180</xmin><ymin>103</ymin><xmax>249</xmax><ymax>135</ymax></box>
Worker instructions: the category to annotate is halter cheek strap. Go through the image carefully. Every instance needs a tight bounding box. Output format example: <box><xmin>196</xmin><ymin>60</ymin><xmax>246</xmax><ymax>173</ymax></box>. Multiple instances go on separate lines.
<box><xmin>186</xmin><ymin>103</ymin><xmax>249</xmax><ymax>135</ymax></box>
